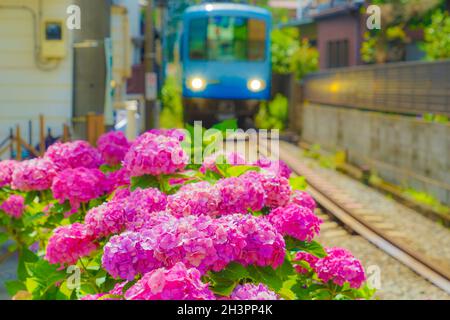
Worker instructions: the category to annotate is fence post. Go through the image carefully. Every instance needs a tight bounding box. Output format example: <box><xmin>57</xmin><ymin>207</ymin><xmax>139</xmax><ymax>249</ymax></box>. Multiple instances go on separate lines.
<box><xmin>126</xmin><ymin>101</ymin><xmax>138</xmax><ymax>140</ymax></box>
<box><xmin>39</xmin><ymin>114</ymin><xmax>45</xmax><ymax>155</ymax></box>
<box><xmin>15</xmin><ymin>125</ymin><xmax>22</xmax><ymax>161</ymax></box>
<box><xmin>62</xmin><ymin>124</ymin><xmax>70</xmax><ymax>142</ymax></box>
<box><xmin>86</xmin><ymin>113</ymin><xmax>96</xmax><ymax>146</ymax></box>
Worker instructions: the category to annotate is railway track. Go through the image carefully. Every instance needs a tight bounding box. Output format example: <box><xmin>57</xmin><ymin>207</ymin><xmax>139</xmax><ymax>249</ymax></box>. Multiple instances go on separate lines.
<box><xmin>256</xmin><ymin>139</ymin><xmax>450</xmax><ymax>295</ymax></box>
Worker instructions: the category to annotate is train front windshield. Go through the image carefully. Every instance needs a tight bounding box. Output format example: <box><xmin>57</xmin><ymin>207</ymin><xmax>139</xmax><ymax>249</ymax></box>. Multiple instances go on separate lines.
<box><xmin>188</xmin><ymin>16</ymin><xmax>267</xmax><ymax>62</ymax></box>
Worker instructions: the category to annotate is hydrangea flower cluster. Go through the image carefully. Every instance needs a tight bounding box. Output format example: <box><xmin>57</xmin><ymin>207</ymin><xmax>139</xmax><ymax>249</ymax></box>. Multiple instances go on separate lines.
<box><xmin>200</xmin><ymin>152</ymin><xmax>246</xmax><ymax>174</ymax></box>
<box><xmin>124</xmin><ymin>262</ymin><xmax>215</xmax><ymax>300</ymax></box>
<box><xmin>254</xmin><ymin>157</ymin><xmax>292</xmax><ymax>179</ymax></box>
<box><xmin>147</xmin><ymin>128</ymin><xmax>185</xmax><ymax>142</ymax></box>
<box><xmin>45</xmin><ymin>223</ymin><xmax>98</xmax><ymax>265</ymax></box>
<box><xmin>102</xmin><ymin>214</ymin><xmax>286</xmax><ymax>280</ymax></box>
<box><xmin>85</xmin><ymin>200</ymin><xmax>126</xmax><ymax>238</ymax></box>
<box><xmin>0</xmin><ymin>160</ymin><xmax>18</xmax><ymax>187</ymax></box>
<box><xmin>293</xmin><ymin>251</ymin><xmax>319</xmax><ymax>274</ymax></box>
<box><xmin>105</xmin><ymin>167</ymin><xmax>130</xmax><ymax>193</ymax></box>
<box><xmin>45</xmin><ymin>140</ymin><xmax>102</xmax><ymax>170</ymax></box>
<box><xmin>96</xmin><ymin>131</ymin><xmax>130</xmax><ymax>166</ymax></box>
<box><xmin>291</xmin><ymin>190</ymin><xmax>317</xmax><ymax>212</ymax></box>
<box><xmin>167</xmin><ymin>181</ymin><xmax>220</xmax><ymax>218</ymax></box>
<box><xmin>11</xmin><ymin>158</ymin><xmax>57</xmax><ymax>191</ymax></box>
<box><xmin>102</xmin><ymin>231</ymin><xmax>162</xmax><ymax>280</ymax></box>
<box><xmin>123</xmin><ymin>187</ymin><xmax>167</xmax><ymax>230</ymax></box>
<box><xmin>268</xmin><ymin>203</ymin><xmax>322</xmax><ymax>242</ymax></box>
<box><xmin>216</xmin><ymin>173</ymin><xmax>265</xmax><ymax>214</ymax></box>
<box><xmin>123</xmin><ymin>132</ymin><xmax>189</xmax><ymax>176</ymax></box>
<box><xmin>230</xmin><ymin>284</ymin><xmax>279</xmax><ymax>300</ymax></box>
<box><xmin>258</xmin><ymin>173</ymin><xmax>291</xmax><ymax>208</ymax></box>
<box><xmin>314</xmin><ymin>247</ymin><xmax>366</xmax><ymax>288</ymax></box>
<box><xmin>0</xmin><ymin>194</ymin><xmax>25</xmax><ymax>218</ymax></box>
<box><xmin>81</xmin><ymin>282</ymin><xmax>127</xmax><ymax>300</ymax></box>
<box><xmin>51</xmin><ymin>168</ymin><xmax>108</xmax><ymax>212</ymax></box>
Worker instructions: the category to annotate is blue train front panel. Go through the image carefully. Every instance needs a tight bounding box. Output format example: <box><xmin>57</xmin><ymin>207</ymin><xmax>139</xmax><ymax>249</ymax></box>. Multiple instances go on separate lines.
<box><xmin>182</xmin><ymin>4</ymin><xmax>272</xmax><ymax>101</ymax></box>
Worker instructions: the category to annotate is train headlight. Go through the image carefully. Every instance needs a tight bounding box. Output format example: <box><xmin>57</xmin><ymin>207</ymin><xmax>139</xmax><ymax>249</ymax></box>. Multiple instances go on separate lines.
<box><xmin>188</xmin><ymin>77</ymin><xmax>206</xmax><ymax>91</ymax></box>
<box><xmin>248</xmin><ymin>78</ymin><xmax>265</xmax><ymax>92</ymax></box>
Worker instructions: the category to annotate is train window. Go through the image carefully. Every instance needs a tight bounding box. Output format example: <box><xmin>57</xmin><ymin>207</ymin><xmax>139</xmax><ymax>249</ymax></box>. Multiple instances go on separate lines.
<box><xmin>188</xmin><ymin>16</ymin><xmax>266</xmax><ymax>62</ymax></box>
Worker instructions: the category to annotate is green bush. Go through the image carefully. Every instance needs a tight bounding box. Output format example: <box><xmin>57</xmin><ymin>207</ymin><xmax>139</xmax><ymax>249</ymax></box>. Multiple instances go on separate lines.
<box><xmin>422</xmin><ymin>10</ymin><xmax>450</xmax><ymax>60</ymax></box>
<box><xmin>255</xmin><ymin>94</ymin><xmax>288</xmax><ymax>130</ymax></box>
<box><xmin>160</xmin><ymin>76</ymin><xmax>184</xmax><ymax>128</ymax></box>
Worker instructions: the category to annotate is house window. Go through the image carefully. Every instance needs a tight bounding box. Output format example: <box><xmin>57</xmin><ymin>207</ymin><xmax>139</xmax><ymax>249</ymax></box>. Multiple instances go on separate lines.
<box><xmin>326</xmin><ymin>39</ymin><xmax>349</xmax><ymax>68</ymax></box>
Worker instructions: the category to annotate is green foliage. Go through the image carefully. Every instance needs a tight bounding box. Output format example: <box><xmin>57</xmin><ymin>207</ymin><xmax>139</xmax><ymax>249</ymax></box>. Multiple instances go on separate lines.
<box><xmin>271</xmin><ymin>28</ymin><xmax>319</xmax><ymax>80</ymax></box>
<box><xmin>255</xmin><ymin>94</ymin><xmax>288</xmax><ymax>130</ymax></box>
<box><xmin>160</xmin><ymin>75</ymin><xmax>184</xmax><ymax>129</ymax></box>
<box><xmin>289</xmin><ymin>176</ymin><xmax>307</xmax><ymax>191</ymax></box>
<box><xmin>361</xmin><ymin>0</ymin><xmax>441</xmax><ymax>63</ymax></box>
<box><xmin>422</xmin><ymin>10</ymin><xmax>450</xmax><ymax>60</ymax></box>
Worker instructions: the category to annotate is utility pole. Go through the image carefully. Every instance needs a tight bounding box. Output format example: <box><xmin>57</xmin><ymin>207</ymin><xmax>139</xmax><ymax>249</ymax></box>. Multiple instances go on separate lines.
<box><xmin>144</xmin><ymin>0</ymin><xmax>157</xmax><ymax>130</ymax></box>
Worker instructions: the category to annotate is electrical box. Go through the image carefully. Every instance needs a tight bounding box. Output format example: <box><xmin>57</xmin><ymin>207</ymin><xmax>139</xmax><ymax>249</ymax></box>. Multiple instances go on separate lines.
<box><xmin>41</xmin><ymin>20</ymin><xmax>66</xmax><ymax>59</ymax></box>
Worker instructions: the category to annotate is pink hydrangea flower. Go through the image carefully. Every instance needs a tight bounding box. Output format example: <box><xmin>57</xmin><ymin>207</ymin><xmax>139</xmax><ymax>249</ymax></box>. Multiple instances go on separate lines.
<box><xmin>45</xmin><ymin>223</ymin><xmax>98</xmax><ymax>265</ymax></box>
<box><xmin>97</xmin><ymin>131</ymin><xmax>130</xmax><ymax>166</ymax></box>
<box><xmin>123</xmin><ymin>132</ymin><xmax>189</xmax><ymax>177</ymax></box>
<box><xmin>105</xmin><ymin>167</ymin><xmax>130</xmax><ymax>193</ymax></box>
<box><xmin>102</xmin><ymin>231</ymin><xmax>163</xmax><ymax>280</ymax></box>
<box><xmin>293</xmin><ymin>251</ymin><xmax>319</xmax><ymax>274</ymax></box>
<box><xmin>111</xmin><ymin>188</ymin><xmax>131</xmax><ymax>201</ymax></box>
<box><xmin>45</xmin><ymin>140</ymin><xmax>103</xmax><ymax>170</ymax></box>
<box><xmin>254</xmin><ymin>157</ymin><xmax>292</xmax><ymax>179</ymax></box>
<box><xmin>11</xmin><ymin>158</ymin><xmax>57</xmax><ymax>191</ymax></box>
<box><xmin>124</xmin><ymin>262</ymin><xmax>215</xmax><ymax>300</ymax></box>
<box><xmin>147</xmin><ymin>129</ymin><xmax>186</xmax><ymax>142</ymax></box>
<box><xmin>0</xmin><ymin>194</ymin><xmax>25</xmax><ymax>218</ymax></box>
<box><xmin>167</xmin><ymin>181</ymin><xmax>220</xmax><ymax>218</ymax></box>
<box><xmin>85</xmin><ymin>200</ymin><xmax>126</xmax><ymax>238</ymax></box>
<box><xmin>291</xmin><ymin>190</ymin><xmax>317</xmax><ymax>212</ymax></box>
<box><xmin>314</xmin><ymin>247</ymin><xmax>366</xmax><ymax>289</ymax></box>
<box><xmin>216</xmin><ymin>174</ymin><xmax>265</xmax><ymax>215</ymax></box>
<box><xmin>200</xmin><ymin>152</ymin><xmax>246</xmax><ymax>174</ymax></box>
<box><xmin>81</xmin><ymin>282</ymin><xmax>127</xmax><ymax>300</ymax></box>
<box><xmin>230</xmin><ymin>283</ymin><xmax>279</xmax><ymax>300</ymax></box>
<box><xmin>51</xmin><ymin>168</ymin><xmax>108</xmax><ymax>213</ymax></box>
<box><xmin>268</xmin><ymin>203</ymin><xmax>322</xmax><ymax>242</ymax></box>
<box><xmin>232</xmin><ymin>214</ymin><xmax>285</xmax><ymax>268</ymax></box>
<box><xmin>123</xmin><ymin>188</ymin><xmax>167</xmax><ymax>230</ymax></box>
<box><xmin>249</xmin><ymin>171</ymin><xmax>291</xmax><ymax>208</ymax></box>
<box><xmin>0</xmin><ymin>160</ymin><xmax>18</xmax><ymax>188</ymax></box>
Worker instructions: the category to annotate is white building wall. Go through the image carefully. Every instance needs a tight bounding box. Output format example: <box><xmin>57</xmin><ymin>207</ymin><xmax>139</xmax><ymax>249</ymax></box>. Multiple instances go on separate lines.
<box><xmin>0</xmin><ymin>0</ymin><xmax>73</xmax><ymax>157</ymax></box>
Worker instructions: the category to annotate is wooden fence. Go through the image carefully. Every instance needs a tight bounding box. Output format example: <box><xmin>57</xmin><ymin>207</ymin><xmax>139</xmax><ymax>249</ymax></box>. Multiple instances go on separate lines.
<box><xmin>302</xmin><ymin>60</ymin><xmax>450</xmax><ymax>116</ymax></box>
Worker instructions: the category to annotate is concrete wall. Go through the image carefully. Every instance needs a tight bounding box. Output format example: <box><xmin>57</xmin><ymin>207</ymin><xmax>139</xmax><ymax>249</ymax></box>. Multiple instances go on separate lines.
<box><xmin>0</xmin><ymin>0</ymin><xmax>73</xmax><ymax>155</ymax></box>
<box><xmin>301</xmin><ymin>103</ymin><xmax>450</xmax><ymax>205</ymax></box>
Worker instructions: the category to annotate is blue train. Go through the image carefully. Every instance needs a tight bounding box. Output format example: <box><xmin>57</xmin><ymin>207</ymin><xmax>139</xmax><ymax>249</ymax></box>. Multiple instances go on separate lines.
<box><xmin>181</xmin><ymin>3</ymin><xmax>272</xmax><ymax>126</ymax></box>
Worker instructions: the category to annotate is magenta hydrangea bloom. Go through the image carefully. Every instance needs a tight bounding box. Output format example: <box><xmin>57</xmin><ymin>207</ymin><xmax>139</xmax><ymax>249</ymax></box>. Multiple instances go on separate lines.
<box><xmin>97</xmin><ymin>131</ymin><xmax>130</xmax><ymax>166</ymax></box>
<box><xmin>123</xmin><ymin>187</ymin><xmax>167</xmax><ymax>230</ymax></box>
<box><xmin>11</xmin><ymin>158</ymin><xmax>57</xmax><ymax>191</ymax></box>
<box><xmin>167</xmin><ymin>181</ymin><xmax>220</xmax><ymax>218</ymax></box>
<box><xmin>45</xmin><ymin>140</ymin><xmax>102</xmax><ymax>170</ymax></box>
<box><xmin>149</xmin><ymin>215</ymin><xmax>219</xmax><ymax>272</ymax></box>
<box><xmin>230</xmin><ymin>284</ymin><xmax>279</xmax><ymax>300</ymax></box>
<box><xmin>111</xmin><ymin>188</ymin><xmax>131</xmax><ymax>201</ymax></box>
<box><xmin>123</xmin><ymin>132</ymin><xmax>189</xmax><ymax>177</ymax></box>
<box><xmin>81</xmin><ymin>282</ymin><xmax>127</xmax><ymax>300</ymax></box>
<box><xmin>0</xmin><ymin>194</ymin><xmax>25</xmax><ymax>219</ymax></box>
<box><xmin>0</xmin><ymin>160</ymin><xmax>18</xmax><ymax>188</ymax></box>
<box><xmin>233</xmin><ymin>214</ymin><xmax>285</xmax><ymax>268</ymax></box>
<box><xmin>254</xmin><ymin>157</ymin><xmax>292</xmax><ymax>179</ymax></box>
<box><xmin>102</xmin><ymin>231</ymin><xmax>162</xmax><ymax>280</ymax></box>
<box><xmin>293</xmin><ymin>251</ymin><xmax>319</xmax><ymax>274</ymax></box>
<box><xmin>314</xmin><ymin>247</ymin><xmax>366</xmax><ymax>289</ymax></box>
<box><xmin>147</xmin><ymin>128</ymin><xmax>186</xmax><ymax>142</ymax></box>
<box><xmin>216</xmin><ymin>174</ymin><xmax>265</xmax><ymax>215</ymax></box>
<box><xmin>105</xmin><ymin>167</ymin><xmax>130</xmax><ymax>193</ymax></box>
<box><xmin>45</xmin><ymin>223</ymin><xmax>98</xmax><ymax>265</ymax></box>
<box><xmin>248</xmin><ymin>171</ymin><xmax>292</xmax><ymax>208</ymax></box>
<box><xmin>51</xmin><ymin>168</ymin><xmax>107</xmax><ymax>213</ymax></box>
<box><xmin>124</xmin><ymin>262</ymin><xmax>215</xmax><ymax>300</ymax></box>
<box><xmin>268</xmin><ymin>203</ymin><xmax>322</xmax><ymax>242</ymax></box>
<box><xmin>85</xmin><ymin>201</ymin><xmax>126</xmax><ymax>238</ymax></box>
<box><xmin>291</xmin><ymin>190</ymin><xmax>317</xmax><ymax>212</ymax></box>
